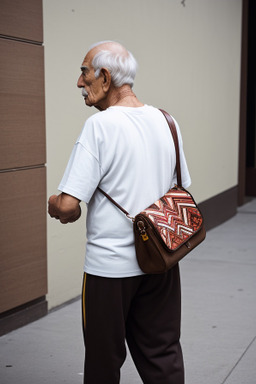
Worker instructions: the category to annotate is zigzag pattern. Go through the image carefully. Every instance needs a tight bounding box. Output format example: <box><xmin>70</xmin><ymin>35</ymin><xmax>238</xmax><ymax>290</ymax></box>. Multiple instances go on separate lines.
<box><xmin>142</xmin><ymin>189</ymin><xmax>203</xmax><ymax>250</ymax></box>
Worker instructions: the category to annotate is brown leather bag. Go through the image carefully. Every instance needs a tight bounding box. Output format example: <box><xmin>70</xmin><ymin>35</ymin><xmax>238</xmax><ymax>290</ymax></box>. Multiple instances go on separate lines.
<box><xmin>98</xmin><ymin>110</ymin><xmax>206</xmax><ymax>274</ymax></box>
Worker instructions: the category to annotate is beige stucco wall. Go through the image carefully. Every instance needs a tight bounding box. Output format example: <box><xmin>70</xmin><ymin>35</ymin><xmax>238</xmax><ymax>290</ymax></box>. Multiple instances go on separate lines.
<box><xmin>43</xmin><ymin>0</ymin><xmax>242</xmax><ymax>309</ymax></box>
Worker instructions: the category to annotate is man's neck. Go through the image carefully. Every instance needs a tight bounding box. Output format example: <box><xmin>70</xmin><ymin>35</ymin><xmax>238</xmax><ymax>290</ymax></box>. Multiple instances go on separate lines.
<box><xmin>97</xmin><ymin>85</ymin><xmax>144</xmax><ymax>110</ymax></box>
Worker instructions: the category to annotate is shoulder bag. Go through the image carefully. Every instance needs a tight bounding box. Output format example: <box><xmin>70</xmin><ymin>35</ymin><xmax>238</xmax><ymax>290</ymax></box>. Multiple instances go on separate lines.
<box><xmin>98</xmin><ymin>109</ymin><xmax>206</xmax><ymax>274</ymax></box>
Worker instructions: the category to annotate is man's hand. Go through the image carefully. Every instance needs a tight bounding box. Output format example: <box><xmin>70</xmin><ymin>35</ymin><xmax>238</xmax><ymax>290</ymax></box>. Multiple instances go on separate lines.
<box><xmin>48</xmin><ymin>193</ymin><xmax>81</xmax><ymax>224</ymax></box>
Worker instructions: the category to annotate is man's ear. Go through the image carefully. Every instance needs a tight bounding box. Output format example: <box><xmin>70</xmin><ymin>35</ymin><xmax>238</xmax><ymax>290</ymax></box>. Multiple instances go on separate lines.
<box><xmin>100</xmin><ymin>68</ymin><xmax>112</xmax><ymax>92</ymax></box>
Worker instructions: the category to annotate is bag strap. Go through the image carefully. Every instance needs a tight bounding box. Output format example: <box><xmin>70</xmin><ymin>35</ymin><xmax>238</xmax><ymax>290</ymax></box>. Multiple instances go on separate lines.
<box><xmin>159</xmin><ymin>109</ymin><xmax>182</xmax><ymax>187</ymax></box>
<box><xmin>97</xmin><ymin>186</ymin><xmax>131</xmax><ymax>217</ymax></box>
<box><xmin>97</xmin><ymin>109</ymin><xmax>182</xmax><ymax>217</ymax></box>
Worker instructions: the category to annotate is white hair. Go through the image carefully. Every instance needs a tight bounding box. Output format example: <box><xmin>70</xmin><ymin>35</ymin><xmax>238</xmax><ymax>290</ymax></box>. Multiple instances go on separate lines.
<box><xmin>89</xmin><ymin>41</ymin><xmax>137</xmax><ymax>88</ymax></box>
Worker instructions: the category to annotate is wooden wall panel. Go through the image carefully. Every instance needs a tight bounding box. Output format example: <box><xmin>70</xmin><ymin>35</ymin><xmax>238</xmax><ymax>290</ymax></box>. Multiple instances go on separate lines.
<box><xmin>0</xmin><ymin>167</ymin><xmax>47</xmax><ymax>313</ymax></box>
<box><xmin>0</xmin><ymin>0</ymin><xmax>47</xmax><ymax>332</ymax></box>
<box><xmin>0</xmin><ymin>38</ymin><xmax>46</xmax><ymax>170</ymax></box>
<box><xmin>0</xmin><ymin>0</ymin><xmax>43</xmax><ymax>43</ymax></box>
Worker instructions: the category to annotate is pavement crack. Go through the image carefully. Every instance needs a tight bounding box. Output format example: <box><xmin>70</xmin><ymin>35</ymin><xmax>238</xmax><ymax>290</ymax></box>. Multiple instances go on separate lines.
<box><xmin>221</xmin><ymin>335</ymin><xmax>256</xmax><ymax>383</ymax></box>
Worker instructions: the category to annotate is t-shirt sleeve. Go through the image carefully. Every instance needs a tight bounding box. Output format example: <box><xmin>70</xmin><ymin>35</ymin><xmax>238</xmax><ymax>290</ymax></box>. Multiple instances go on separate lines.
<box><xmin>58</xmin><ymin>141</ymin><xmax>102</xmax><ymax>203</ymax></box>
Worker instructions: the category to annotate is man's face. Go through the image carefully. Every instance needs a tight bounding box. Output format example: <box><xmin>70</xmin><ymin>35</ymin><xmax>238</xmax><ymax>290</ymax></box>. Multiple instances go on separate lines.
<box><xmin>77</xmin><ymin>50</ymin><xmax>106</xmax><ymax>110</ymax></box>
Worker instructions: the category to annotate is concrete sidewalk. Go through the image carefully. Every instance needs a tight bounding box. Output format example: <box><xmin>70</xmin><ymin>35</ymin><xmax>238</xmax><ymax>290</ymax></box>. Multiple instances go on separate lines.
<box><xmin>1</xmin><ymin>199</ymin><xmax>256</xmax><ymax>384</ymax></box>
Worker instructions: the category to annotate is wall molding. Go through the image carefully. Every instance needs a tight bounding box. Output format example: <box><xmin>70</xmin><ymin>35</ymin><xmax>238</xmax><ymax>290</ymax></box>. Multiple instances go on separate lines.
<box><xmin>199</xmin><ymin>186</ymin><xmax>238</xmax><ymax>231</ymax></box>
<box><xmin>0</xmin><ymin>297</ymin><xmax>47</xmax><ymax>337</ymax></box>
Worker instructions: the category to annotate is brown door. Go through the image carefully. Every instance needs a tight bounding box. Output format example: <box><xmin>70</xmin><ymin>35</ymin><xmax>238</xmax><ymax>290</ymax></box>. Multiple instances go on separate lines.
<box><xmin>245</xmin><ymin>0</ymin><xmax>256</xmax><ymax>196</ymax></box>
<box><xmin>239</xmin><ymin>0</ymin><xmax>256</xmax><ymax>204</ymax></box>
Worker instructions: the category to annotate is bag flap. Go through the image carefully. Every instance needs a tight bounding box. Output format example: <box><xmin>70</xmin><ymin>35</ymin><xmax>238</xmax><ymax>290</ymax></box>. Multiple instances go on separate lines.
<box><xmin>141</xmin><ymin>188</ymin><xmax>204</xmax><ymax>251</ymax></box>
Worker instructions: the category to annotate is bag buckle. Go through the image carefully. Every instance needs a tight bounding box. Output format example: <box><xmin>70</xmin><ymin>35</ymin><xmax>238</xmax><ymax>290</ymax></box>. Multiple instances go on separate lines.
<box><xmin>126</xmin><ymin>214</ymin><xmax>135</xmax><ymax>222</ymax></box>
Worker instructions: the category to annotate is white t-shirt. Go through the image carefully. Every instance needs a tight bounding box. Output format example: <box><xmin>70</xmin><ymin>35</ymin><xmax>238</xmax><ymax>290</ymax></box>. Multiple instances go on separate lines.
<box><xmin>58</xmin><ymin>105</ymin><xmax>191</xmax><ymax>277</ymax></box>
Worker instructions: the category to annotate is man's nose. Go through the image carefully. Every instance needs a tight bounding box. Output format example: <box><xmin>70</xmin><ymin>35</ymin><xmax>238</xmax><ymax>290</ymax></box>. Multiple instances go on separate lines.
<box><xmin>77</xmin><ymin>74</ymin><xmax>84</xmax><ymax>88</ymax></box>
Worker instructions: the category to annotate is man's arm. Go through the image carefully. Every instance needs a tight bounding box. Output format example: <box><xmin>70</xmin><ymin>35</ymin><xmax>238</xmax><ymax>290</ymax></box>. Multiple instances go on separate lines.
<box><xmin>48</xmin><ymin>193</ymin><xmax>81</xmax><ymax>224</ymax></box>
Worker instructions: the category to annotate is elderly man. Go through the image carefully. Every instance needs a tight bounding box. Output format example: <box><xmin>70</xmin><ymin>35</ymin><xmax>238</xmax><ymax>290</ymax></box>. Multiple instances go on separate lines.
<box><xmin>48</xmin><ymin>41</ymin><xmax>191</xmax><ymax>384</ymax></box>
